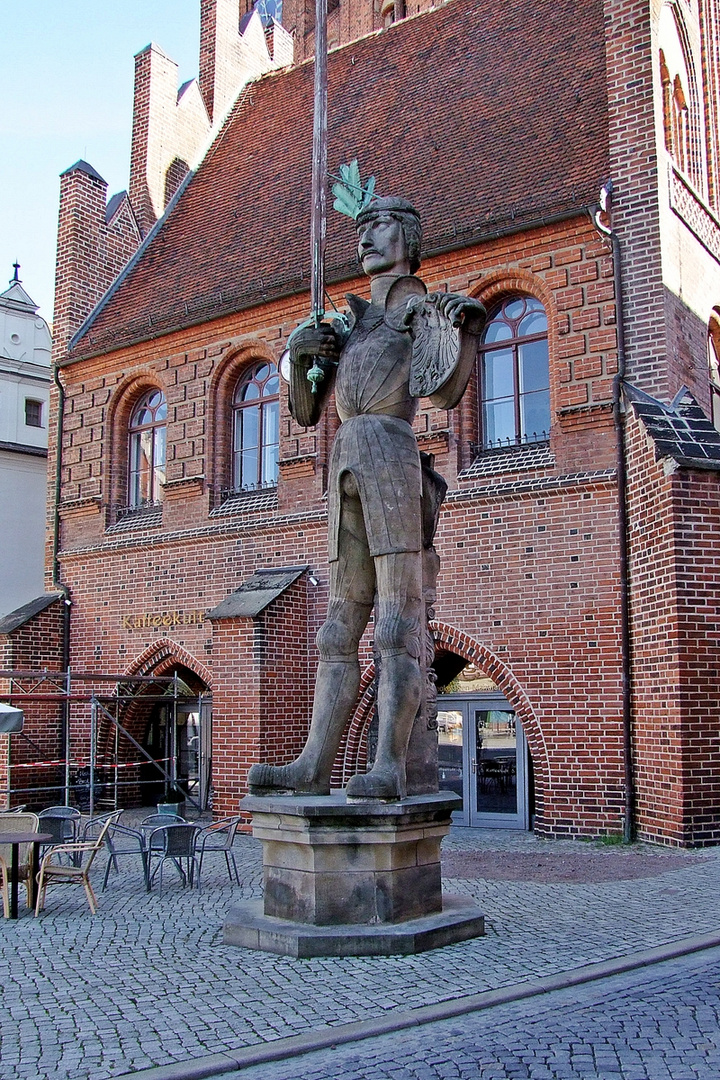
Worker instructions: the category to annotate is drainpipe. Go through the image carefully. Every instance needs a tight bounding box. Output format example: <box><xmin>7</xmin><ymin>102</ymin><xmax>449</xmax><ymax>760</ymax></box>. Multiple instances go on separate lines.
<box><xmin>593</xmin><ymin>181</ymin><xmax>634</xmax><ymax>842</ymax></box>
<box><xmin>52</xmin><ymin>363</ymin><xmax>72</xmax><ymax>804</ymax></box>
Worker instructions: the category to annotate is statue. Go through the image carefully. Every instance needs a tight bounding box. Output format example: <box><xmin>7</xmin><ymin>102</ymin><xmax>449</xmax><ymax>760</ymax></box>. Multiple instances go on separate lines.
<box><xmin>248</xmin><ymin>197</ymin><xmax>486</xmax><ymax>800</ymax></box>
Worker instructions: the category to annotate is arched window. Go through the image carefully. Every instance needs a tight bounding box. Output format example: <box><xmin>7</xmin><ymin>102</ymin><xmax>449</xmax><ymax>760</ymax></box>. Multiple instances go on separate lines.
<box><xmin>657</xmin><ymin>7</ymin><xmax>705</xmax><ymax>195</ymax></box>
<box><xmin>128</xmin><ymin>389</ymin><xmax>167</xmax><ymax>507</ymax></box>
<box><xmin>477</xmin><ymin>296</ymin><xmax>550</xmax><ymax>450</ymax></box>
<box><xmin>232</xmin><ymin>361</ymin><xmax>279</xmax><ymax>490</ymax></box>
<box><xmin>708</xmin><ymin>315</ymin><xmax>720</xmax><ymax>432</ymax></box>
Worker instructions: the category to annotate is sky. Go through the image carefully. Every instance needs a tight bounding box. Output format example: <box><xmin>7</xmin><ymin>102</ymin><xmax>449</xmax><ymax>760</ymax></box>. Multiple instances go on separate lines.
<box><xmin>0</xmin><ymin>1</ymin><xmax>202</xmax><ymax>323</ymax></box>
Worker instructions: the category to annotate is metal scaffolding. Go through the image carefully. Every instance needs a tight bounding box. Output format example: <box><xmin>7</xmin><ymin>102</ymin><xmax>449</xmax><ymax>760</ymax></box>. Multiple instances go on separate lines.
<box><xmin>0</xmin><ymin>669</ymin><xmax>211</xmax><ymax>816</ymax></box>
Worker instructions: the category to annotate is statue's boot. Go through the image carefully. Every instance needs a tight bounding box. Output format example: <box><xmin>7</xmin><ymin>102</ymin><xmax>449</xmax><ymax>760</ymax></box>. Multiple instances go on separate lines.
<box><xmin>248</xmin><ymin>658</ymin><xmax>360</xmax><ymax>795</ymax></box>
<box><xmin>247</xmin><ymin>762</ymin><xmax>327</xmax><ymax>795</ymax></box>
<box><xmin>346</xmin><ymin>651</ymin><xmax>421</xmax><ymax>801</ymax></box>
<box><xmin>345</xmin><ymin>763</ymin><xmax>406</xmax><ymax>800</ymax></box>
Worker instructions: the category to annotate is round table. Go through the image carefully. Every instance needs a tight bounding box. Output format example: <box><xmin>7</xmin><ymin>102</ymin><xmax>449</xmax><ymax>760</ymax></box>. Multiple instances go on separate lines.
<box><xmin>0</xmin><ymin>831</ymin><xmax>52</xmax><ymax>918</ymax></box>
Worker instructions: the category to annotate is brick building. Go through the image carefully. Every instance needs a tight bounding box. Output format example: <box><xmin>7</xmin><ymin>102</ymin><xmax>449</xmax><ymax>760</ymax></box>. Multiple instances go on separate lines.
<box><xmin>2</xmin><ymin>0</ymin><xmax>720</xmax><ymax>845</ymax></box>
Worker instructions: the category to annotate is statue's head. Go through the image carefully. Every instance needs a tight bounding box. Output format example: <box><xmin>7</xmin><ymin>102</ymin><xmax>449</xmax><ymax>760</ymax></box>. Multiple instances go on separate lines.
<box><xmin>356</xmin><ymin>197</ymin><xmax>422</xmax><ymax>276</ymax></box>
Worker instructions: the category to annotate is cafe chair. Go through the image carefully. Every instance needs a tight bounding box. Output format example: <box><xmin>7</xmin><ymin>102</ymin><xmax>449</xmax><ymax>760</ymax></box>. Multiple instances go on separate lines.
<box><xmin>102</xmin><ymin>821</ymin><xmax>151</xmax><ymax>892</ymax></box>
<box><xmin>140</xmin><ymin>812</ymin><xmax>185</xmax><ymax>859</ymax></box>
<box><xmin>79</xmin><ymin>809</ymin><xmax>124</xmax><ymax>842</ymax></box>
<box><xmin>38</xmin><ymin>806</ymin><xmax>81</xmax><ymax>846</ymax></box>
<box><xmin>147</xmin><ymin>823</ymin><xmax>201</xmax><ymax>894</ymax></box>
<box><xmin>35</xmin><ymin>816</ymin><xmax>114</xmax><ymax>916</ymax></box>
<box><xmin>0</xmin><ymin>812</ymin><xmax>39</xmax><ymax>917</ymax></box>
<box><xmin>197</xmin><ymin>817</ymin><xmax>242</xmax><ymax>885</ymax></box>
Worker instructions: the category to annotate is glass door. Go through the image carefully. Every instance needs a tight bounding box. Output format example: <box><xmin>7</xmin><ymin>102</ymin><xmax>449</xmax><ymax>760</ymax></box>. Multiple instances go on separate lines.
<box><xmin>437</xmin><ymin>693</ymin><xmax>529</xmax><ymax>829</ymax></box>
<box><xmin>176</xmin><ymin>697</ymin><xmax>212</xmax><ymax>811</ymax></box>
<box><xmin>437</xmin><ymin>708</ymin><xmax>465</xmax><ymax>821</ymax></box>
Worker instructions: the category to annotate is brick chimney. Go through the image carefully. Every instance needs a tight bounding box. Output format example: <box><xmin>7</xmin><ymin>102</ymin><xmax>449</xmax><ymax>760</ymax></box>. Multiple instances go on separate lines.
<box><xmin>52</xmin><ymin>162</ymin><xmax>108</xmax><ymax>362</ymax></box>
<box><xmin>53</xmin><ymin>163</ymin><xmax>141</xmax><ymax>361</ymax></box>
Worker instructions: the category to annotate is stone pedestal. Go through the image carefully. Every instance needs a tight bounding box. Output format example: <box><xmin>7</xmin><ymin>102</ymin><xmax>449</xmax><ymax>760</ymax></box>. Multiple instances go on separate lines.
<box><xmin>223</xmin><ymin>792</ymin><xmax>485</xmax><ymax>957</ymax></box>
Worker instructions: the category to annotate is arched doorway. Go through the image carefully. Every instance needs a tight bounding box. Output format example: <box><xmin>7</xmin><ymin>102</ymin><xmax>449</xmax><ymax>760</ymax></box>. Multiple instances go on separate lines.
<box><xmin>114</xmin><ymin>642</ymin><xmax>213</xmax><ymax>812</ymax></box>
<box><xmin>434</xmin><ymin>648</ymin><xmax>533</xmax><ymax>830</ymax></box>
<box><xmin>139</xmin><ymin>666</ymin><xmax>212</xmax><ymax>811</ymax></box>
<box><xmin>336</xmin><ymin>625</ymin><xmax>541</xmax><ymax>829</ymax></box>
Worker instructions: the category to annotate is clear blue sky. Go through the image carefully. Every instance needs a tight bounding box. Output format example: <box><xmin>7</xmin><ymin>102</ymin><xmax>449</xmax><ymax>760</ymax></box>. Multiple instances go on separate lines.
<box><xmin>1</xmin><ymin>1</ymin><xmax>202</xmax><ymax>322</ymax></box>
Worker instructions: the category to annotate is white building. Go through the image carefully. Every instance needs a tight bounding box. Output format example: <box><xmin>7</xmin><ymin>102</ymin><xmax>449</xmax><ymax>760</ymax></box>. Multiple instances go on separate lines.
<box><xmin>0</xmin><ymin>267</ymin><xmax>51</xmax><ymax>618</ymax></box>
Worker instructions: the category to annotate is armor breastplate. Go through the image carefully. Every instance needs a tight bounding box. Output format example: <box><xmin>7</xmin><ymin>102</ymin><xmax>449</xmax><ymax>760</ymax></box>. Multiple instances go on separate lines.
<box><xmin>335</xmin><ymin>305</ymin><xmax>417</xmax><ymax>425</ymax></box>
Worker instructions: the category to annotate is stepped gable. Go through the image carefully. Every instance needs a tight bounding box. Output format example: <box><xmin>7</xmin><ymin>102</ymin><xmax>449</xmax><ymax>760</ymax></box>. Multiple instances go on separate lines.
<box><xmin>67</xmin><ymin>0</ymin><xmax>609</xmax><ymax>361</ymax></box>
<box><xmin>626</xmin><ymin>384</ymin><xmax>720</xmax><ymax>470</ymax></box>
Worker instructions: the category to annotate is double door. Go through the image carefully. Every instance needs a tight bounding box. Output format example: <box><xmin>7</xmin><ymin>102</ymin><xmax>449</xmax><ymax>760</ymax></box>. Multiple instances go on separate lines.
<box><xmin>142</xmin><ymin>697</ymin><xmax>212</xmax><ymax>810</ymax></box>
<box><xmin>437</xmin><ymin>692</ymin><xmax>529</xmax><ymax>828</ymax></box>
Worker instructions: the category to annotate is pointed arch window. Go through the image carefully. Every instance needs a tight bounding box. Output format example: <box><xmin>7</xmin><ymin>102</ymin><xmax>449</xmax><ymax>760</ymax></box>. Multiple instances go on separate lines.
<box><xmin>232</xmin><ymin>362</ymin><xmax>280</xmax><ymax>490</ymax></box>
<box><xmin>477</xmin><ymin>296</ymin><xmax>551</xmax><ymax>450</ymax></box>
<box><xmin>128</xmin><ymin>389</ymin><xmax>167</xmax><ymax>507</ymax></box>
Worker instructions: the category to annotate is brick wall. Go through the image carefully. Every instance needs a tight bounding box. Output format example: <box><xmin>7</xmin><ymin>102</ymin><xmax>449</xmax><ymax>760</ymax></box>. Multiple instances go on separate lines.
<box><xmin>605</xmin><ymin>0</ymin><xmax>668</xmax><ymax>397</ymax></box>
<box><xmin>625</xmin><ymin>401</ymin><xmax>720</xmax><ymax>845</ymax></box>
<box><xmin>0</xmin><ymin>600</ymin><xmax>65</xmax><ymax>809</ymax></box>
<box><xmin>209</xmin><ymin>576</ymin><xmax>313</xmax><ymax>815</ymax></box>
<box><xmin>48</xmin><ymin>212</ymin><xmax>637</xmax><ymax>836</ymax></box>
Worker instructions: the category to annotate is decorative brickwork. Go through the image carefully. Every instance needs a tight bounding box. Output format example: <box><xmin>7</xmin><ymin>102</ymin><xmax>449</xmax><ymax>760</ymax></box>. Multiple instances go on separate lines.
<box><xmin>669</xmin><ymin>164</ymin><xmax>720</xmax><ymax>261</ymax></box>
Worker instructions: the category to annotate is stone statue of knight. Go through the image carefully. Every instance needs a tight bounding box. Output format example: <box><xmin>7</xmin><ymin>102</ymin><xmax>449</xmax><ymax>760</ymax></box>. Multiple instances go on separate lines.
<box><xmin>249</xmin><ymin>197</ymin><xmax>486</xmax><ymax>800</ymax></box>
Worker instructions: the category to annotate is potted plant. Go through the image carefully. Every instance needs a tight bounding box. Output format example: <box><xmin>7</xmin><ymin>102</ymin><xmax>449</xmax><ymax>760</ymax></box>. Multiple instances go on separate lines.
<box><xmin>157</xmin><ymin>786</ymin><xmax>186</xmax><ymax>818</ymax></box>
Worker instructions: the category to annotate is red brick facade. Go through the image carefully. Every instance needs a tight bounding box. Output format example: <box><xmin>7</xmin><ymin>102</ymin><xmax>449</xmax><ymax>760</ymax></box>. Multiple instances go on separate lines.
<box><xmin>41</xmin><ymin>215</ymin><xmax>629</xmax><ymax>835</ymax></box>
<box><xmin>0</xmin><ymin>598</ymin><xmax>66</xmax><ymax>809</ymax></box>
<box><xmin>4</xmin><ymin>0</ymin><xmax>720</xmax><ymax>845</ymax></box>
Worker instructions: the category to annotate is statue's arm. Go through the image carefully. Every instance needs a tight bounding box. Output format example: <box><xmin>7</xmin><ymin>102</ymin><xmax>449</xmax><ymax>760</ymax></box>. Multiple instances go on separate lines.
<box><xmin>288</xmin><ymin>322</ymin><xmax>344</xmax><ymax>428</ymax></box>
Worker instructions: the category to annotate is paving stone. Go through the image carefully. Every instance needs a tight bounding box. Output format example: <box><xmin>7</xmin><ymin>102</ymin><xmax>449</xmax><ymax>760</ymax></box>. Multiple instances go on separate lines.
<box><xmin>1</xmin><ymin>814</ymin><xmax>720</xmax><ymax>1077</ymax></box>
<box><xmin>225</xmin><ymin>951</ymin><xmax>720</xmax><ymax>1079</ymax></box>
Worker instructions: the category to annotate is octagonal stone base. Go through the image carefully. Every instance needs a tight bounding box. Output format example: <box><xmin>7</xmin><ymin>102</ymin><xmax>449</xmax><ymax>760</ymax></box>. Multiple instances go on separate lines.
<box><xmin>224</xmin><ymin>894</ymin><xmax>485</xmax><ymax>957</ymax></box>
<box><xmin>224</xmin><ymin>792</ymin><xmax>485</xmax><ymax>956</ymax></box>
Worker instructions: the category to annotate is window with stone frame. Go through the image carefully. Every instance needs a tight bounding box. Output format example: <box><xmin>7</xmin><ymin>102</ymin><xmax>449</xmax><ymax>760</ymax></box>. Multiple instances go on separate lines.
<box><xmin>477</xmin><ymin>296</ymin><xmax>551</xmax><ymax>451</ymax></box>
<box><xmin>231</xmin><ymin>361</ymin><xmax>280</xmax><ymax>491</ymax></box>
<box><xmin>24</xmin><ymin>398</ymin><xmax>43</xmax><ymax>428</ymax></box>
<box><xmin>128</xmin><ymin>389</ymin><xmax>167</xmax><ymax>508</ymax></box>
<box><xmin>708</xmin><ymin>314</ymin><xmax>720</xmax><ymax>432</ymax></box>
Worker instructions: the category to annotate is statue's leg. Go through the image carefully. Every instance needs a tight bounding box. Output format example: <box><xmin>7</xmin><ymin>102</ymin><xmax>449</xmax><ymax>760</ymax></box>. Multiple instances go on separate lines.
<box><xmin>346</xmin><ymin>551</ymin><xmax>423</xmax><ymax>801</ymax></box>
<box><xmin>248</xmin><ymin>494</ymin><xmax>373</xmax><ymax>795</ymax></box>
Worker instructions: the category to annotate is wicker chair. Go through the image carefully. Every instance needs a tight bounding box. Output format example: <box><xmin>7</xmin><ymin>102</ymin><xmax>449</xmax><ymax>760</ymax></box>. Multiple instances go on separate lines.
<box><xmin>0</xmin><ymin>812</ymin><xmax>39</xmax><ymax>918</ymax></box>
<box><xmin>35</xmin><ymin>816</ymin><xmax>114</xmax><ymax>916</ymax></box>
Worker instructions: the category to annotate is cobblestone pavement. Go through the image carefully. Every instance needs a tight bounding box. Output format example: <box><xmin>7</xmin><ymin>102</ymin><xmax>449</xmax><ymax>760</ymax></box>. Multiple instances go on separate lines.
<box><xmin>2</xmin><ymin>815</ymin><xmax>720</xmax><ymax>1079</ymax></box>
<box><xmin>229</xmin><ymin>946</ymin><xmax>720</xmax><ymax>1080</ymax></box>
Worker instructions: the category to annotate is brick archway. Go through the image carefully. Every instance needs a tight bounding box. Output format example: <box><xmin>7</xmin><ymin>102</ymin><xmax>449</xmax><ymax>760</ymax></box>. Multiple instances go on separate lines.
<box><xmin>95</xmin><ymin>640</ymin><xmax>212</xmax><ymax>776</ymax></box>
<box><xmin>334</xmin><ymin>623</ymin><xmax>550</xmax><ymax>814</ymax></box>
<box><xmin>124</xmin><ymin>639</ymin><xmax>213</xmax><ymax>687</ymax></box>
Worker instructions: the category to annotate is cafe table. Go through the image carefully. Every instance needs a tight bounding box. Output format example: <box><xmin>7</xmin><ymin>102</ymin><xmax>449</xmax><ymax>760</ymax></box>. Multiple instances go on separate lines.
<box><xmin>0</xmin><ymin>831</ymin><xmax>52</xmax><ymax>918</ymax></box>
